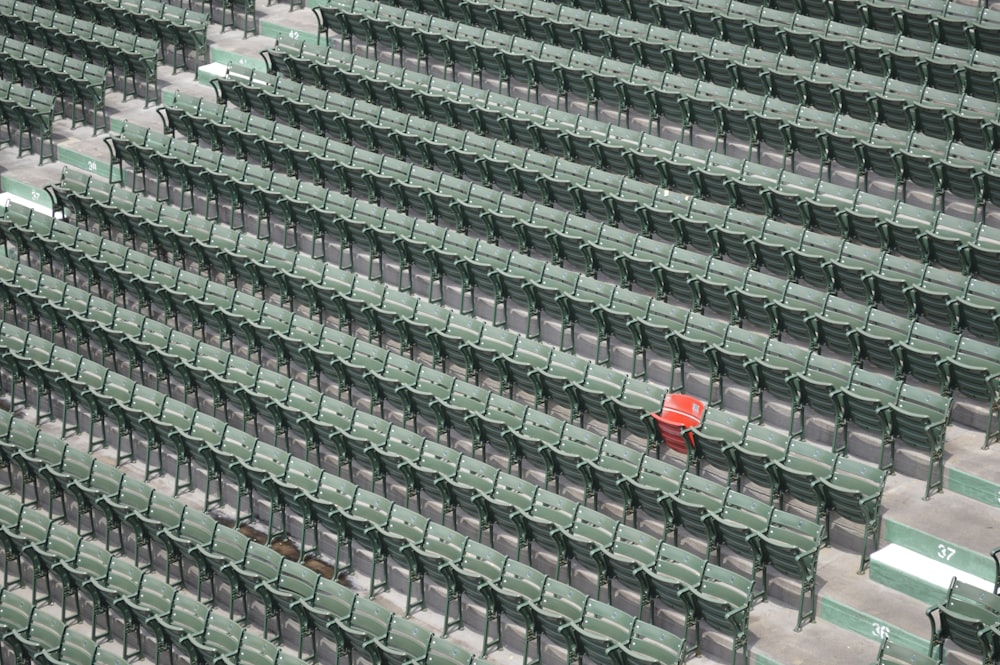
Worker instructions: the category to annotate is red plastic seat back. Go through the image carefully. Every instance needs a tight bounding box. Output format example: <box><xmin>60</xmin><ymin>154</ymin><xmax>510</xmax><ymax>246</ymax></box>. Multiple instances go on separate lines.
<box><xmin>652</xmin><ymin>393</ymin><xmax>706</xmax><ymax>454</ymax></box>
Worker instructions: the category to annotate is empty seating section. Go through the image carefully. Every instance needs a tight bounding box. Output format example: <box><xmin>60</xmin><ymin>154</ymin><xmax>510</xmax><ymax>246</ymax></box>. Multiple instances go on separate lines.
<box><xmin>0</xmin><ymin>35</ymin><xmax>107</xmax><ymax>133</ymax></box>
<box><xmin>0</xmin><ymin>479</ymin><xmax>316</xmax><ymax>665</ymax></box>
<box><xmin>194</xmin><ymin>0</ymin><xmax>259</xmax><ymax>38</ymax></box>
<box><xmin>30</xmin><ymin>0</ymin><xmax>209</xmax><ymax>73</ymax></box>
<box><xmin>0</xmin><ymin>0</ymin><xmax>996</xmax><ymax>661</ymax></box>
<box><xmin>0</xmin><ymin>586</ymin><xmax>131</xmax><ymax>665</ymax></box>
<box><xmin>0</xmin><ymin>0</ymin><xmax>160</xmax><ymax>105</ymax></box>
<box><xmin>211</xmin><ymin>66</ymin><xmax>1000</xmax><ymax>361</ymax></box>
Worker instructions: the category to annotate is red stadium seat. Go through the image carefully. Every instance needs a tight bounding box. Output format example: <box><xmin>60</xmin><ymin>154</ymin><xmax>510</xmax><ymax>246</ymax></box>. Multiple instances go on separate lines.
<box><xmin>651</xmin><ymin>393</ymin><xmax>706</xmax><ymax>456</ymax></box>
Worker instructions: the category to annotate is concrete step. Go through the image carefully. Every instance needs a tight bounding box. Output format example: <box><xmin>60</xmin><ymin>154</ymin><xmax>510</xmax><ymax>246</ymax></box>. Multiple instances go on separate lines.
<box><xmin>869</xmin><ymin>544</ymin><xmax>991</xmax><ymax>607</ymax></box>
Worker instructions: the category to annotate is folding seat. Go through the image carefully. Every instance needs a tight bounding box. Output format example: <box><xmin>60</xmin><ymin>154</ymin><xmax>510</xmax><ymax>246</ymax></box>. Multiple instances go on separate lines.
<box><xmin>759</xmin><ymin>509</ymin><xmax>821</xmax><ymax>631</ymax></box>
<box><xmin>88</xmin><ymin>554</ymin><xmax>152</xmax><ymax>645</ymax></box>
<box><xmin>450</xmin><ymin>542</ymin><xmax>503</xmax><ymax>655</ymax></box>
<box><xmin>331</xmin><ymin>407</ymin><xmax>390</xmax><ymax>489</ymax></box>
<box><xmin>820</xmin><ymin>456</ymin><xmax>886</xmax><ymax>573</ymax></box>
<box><xmin>8</xmin><ymin>430</ymin><xmax>65</xmax><ymax>519</ymax></box>
<box><xmin>299</xmin><ymin>578</ymin><xmax>355</xmax><ymax>659</ymax></box>
<box><xmin>806</xmin><ymin>296</ymin><xmax>862</xmax><ymax>364</ymax></box>
<box><xmin>591</xmin><ymin>285</ymin><xmax>649</xmax><ymax>373</ymax></box>
<box><xmin>517</xmin><ymin>489</ymin><xmax>576</xmax><ymax>576</ymax></box>
<box><xmin>668</xmin><ymin>470</ymin><xmax>726</xmax><ymax>554</ymax></box>
<box><xmin>725</xmin><ymin>422</ymin><xmax>784</xmax><ymax>502</ymax></box>
<box><xmin>873</xmin><ymin>636</ymin><xmax>939</xmax><ymax>665</ymax></box>
<box><xmin>229</xmin><ymin>541</ymin><xmax>290</xmax><ymax>641</ymax></box>
<box><xmin>335</xmin><ymin>599</ymin><xmax>393</xmax><ymax>665</ymax></box>
<box><xmin>756</xmin><ymin>340</ymin><xmax>809</xmax><ymax>434</ymax></box>
<box><xmin>487</xmin><ymin>560</ymin><xmax>545</xmax><ymax>664</ymax></box>
<box><xmin>567</xmin><ymin>363</ymin><xmax>624</xmax><ymax>434</ymax></box>
<box><xmin>493</xmin><ymin>338</ymin><xmax>549</xmax><ymax>405</ymax></box>
<box><xmin>615</xmin><ymin>616</ymin><xmax>684</xmax><ymax>665</ymax></box>
<box><xmin>492</xmin><ymin>394</ymin><xmax>552</xmax><ymax>476</ymax></box>
<box><xmin>706</xmin><ymin>336</ymin><xmax>763</xmax><ymax>420</ymax></box>
<box><xmin>568</xmin><ymin>595</ymin><xmax>634</xmax><ymax>665</ymax></box>
<box><xmin>711</xmin><ymin>488</ymin><xmax>769</xmax><ymax>573</ymax></box>
<box><xmin>445</xmin><ymin>455</ymin><xmax>498</xmax><ymax>541</ymax></box>
<box><xmin>0</xmin><ymin>593</ymin><xmax>48</xmax><ymax>658</ymax></box>
<box><xmin>527</xmin><ymin>577</ymin><xmax>587</xmax><ymax>665</ymax></box>
<box><xmin>462</xmin><ymin>244</ymin><xmax>530</xmax><ymax>328</ymax></box>
<box><xmin>428</xmin><ymin>382</ymin><xmax>485</xmax><ymax>451</ymax></box>
<box><xmin>770</xmin><ymin>438</ymin><xmax>834</xmax><ymax>520</ymax></box>
<box><xmin>840</xmin><ymin>368</ymin><xmax>896</xmax><ymax>463</ymax></box>
<box><xmin>928</xmin><ymin>578</ymin><xmax>1000</xmax><ymax>665</ymax></box>
<box><xmin>951</xmin><ymin>283</ymin><xmax>1000</xmax><ymax>344</ymax></box>
<box><xmin>890</xmin><ymin>323</ymin><xmax>956</xmax><ymax>391</ymax></box>
<box><xmin>587</xmin><ymin>438</ymin><xmax>642</xmax><ymax>522</ymax></box>
<box><xmin>407</xmin><ymin>444</ymin><xmax>461</xmax><ymax>526</ymax></box>
<box><xmin>368</xmin><ymin>615</ymin><xmax>434</xmax><ymax>665</ymax></box>
<box><xmin>8</xmin><ymin>506</ymin><xmax>58</xmax><ymax>601</ymax></box>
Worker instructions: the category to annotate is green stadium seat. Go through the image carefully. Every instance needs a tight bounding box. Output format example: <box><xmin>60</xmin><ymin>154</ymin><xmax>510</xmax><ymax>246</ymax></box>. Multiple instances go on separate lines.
<box><xmin>928</xmin><ymin>578</ymin><xmax>1000</xmax><ymax>665</ymax></box>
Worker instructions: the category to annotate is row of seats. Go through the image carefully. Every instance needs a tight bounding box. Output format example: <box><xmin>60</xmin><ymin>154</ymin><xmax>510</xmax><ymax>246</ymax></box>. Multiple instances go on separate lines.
<box><xmin>0</xmin><ymin>79</ymin><xmax>54</xmax><ymax>164</ymax></box>
<box><xmin>0</xmin><ymin>0</ymin><xmax>160</xmax><ymax>106</ymax></box>
<box><xmin>0</xmin><ymin>491</ymin><xmax>323</xmax><ymax>665</ymax></box>
<box><xmin>0</xmin><ymin>587</ymin><xmax>130</xmax><ymax>665</ymax></box>
<box><xmin>638</xmin><ymin>0</ymin><xmax>1000</xmax><ymax>101</ymax></box>
<box><xmin>312</xmin><ymin>0</ymin><xmax>1000</xmax><ymax>211</ymax></box>
<box><xmin>157</xmin><ymin>88</ymin><xmax>1000</xmax><ymax>418</ymax></box>
<box><xmin>0</xmin><ymin>205</ymin><xmax>823</xmax><ymax>636</ymax></box>
<box><xmin>0</xmin><ymin>322</ymin><xmax>695</xmax><ymax>665</ymax></box>
<box><xmin>31</xmin><ymin>0</ymin><xmax>208</xmax><ymax>73</ymax></box>
<box><xmin>46</xmin><ymin>172</ymin><xmax>675</xmax><ymax>446</ymax></box>
<box><xmin>46</xmin><ymin>178</ymin><xmax>890</xmax><ymax>574</ymax></box>
<box><xmin>926</xmin><ymin>577</ymin><xmax>1000</xmax><ymax>664</ymax></box>
<box><xmin>0</xmin><ymin>34</ymin><xmax>107</xmax><ymax>134</ymax></box>
<box><xmin>0</xmin><ymin>410</ymin><xmax>489</xmax><ymax>665</ymax></box>
<box><xmin>251</xmin><ymin>44</ymin><xmax>1000</xmax><ymax>285</ymax></box>
<box><xmin>103</xmin><ymin>121</ymin><xmax>957</xmax><ymax>479</ymax></box>
<box><xmin>380</xmin><ymin>0</ymin><xmax>1000</xmax><ymax>154</ymax></box>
